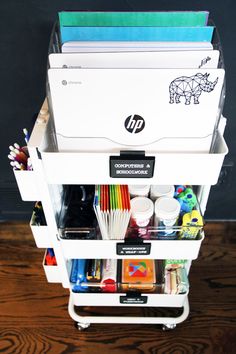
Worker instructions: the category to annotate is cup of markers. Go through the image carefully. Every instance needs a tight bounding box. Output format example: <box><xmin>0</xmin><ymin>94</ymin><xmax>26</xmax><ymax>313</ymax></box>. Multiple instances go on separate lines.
<box><xmin>8</xmin><ymin>128</ymin><xmax>32</xmax><ymax>171</ymax></box>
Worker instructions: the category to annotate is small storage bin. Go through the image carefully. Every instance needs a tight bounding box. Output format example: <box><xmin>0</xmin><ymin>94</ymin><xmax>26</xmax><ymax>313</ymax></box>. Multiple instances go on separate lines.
<box><xmin>30</xmin><ymin>212</ymin><xmax>52</xmax><ymax>248</ymax></box>
<box><xmin>60</xmin><ymin>235</ymin><xmax>204</xmax><ymax>260</ymax></box>
<box><xmin>14</xmin><ymin>170</ymin><xmax>40</xmax><ymax>201</ymax></box>
<box><xmin>58</xmin><ymin>184</ymin><xmax>204</xmax><ymax>259</ymax></box>
<box><xmin>70</xmin><ymin>258</ymin><xmax>188</xmax><ymax>307</ymax></box>
<box><xmin>41</xmin><ymin>132</ymin><xmax>228</xmax><ymax>185</ymax></box>
<box><xmin>43</xmin><ymin>249</ymin><xmax>61</xmax><ymax>283</ymax></box>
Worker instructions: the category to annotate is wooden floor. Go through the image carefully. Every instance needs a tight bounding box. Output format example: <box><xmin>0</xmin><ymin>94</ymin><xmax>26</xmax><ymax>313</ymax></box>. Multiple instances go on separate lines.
<box><xmin>0</xmin><ymin>222</ymin><xmax>235</xmax><ymax>354</ymax></box>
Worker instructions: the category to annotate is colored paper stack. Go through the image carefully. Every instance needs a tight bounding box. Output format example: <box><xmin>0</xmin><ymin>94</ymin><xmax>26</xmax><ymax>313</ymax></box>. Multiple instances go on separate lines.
<box><xmin>93</xmin><ymin>185</ymin><xmax>131</xmax><ymax>240</ymax></box>
<box><xmin>58</xmin><ymin>11</ymin><xmax>213</xmax><ymax>47</ymax></box>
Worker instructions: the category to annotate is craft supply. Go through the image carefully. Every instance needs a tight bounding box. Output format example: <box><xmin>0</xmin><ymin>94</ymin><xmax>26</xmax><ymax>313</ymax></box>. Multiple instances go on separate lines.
<box><xmin>45</xmin><ymin>248</ymin><xmax>57</xmax><ymax>266</ymax></box>
<box><xmin>165</xmin><ymin>259</ymin><xmax>187</xmax><ymax>270</ymax></box>
<box><xmin>59</xmin><ymin>11</ymin><xmax>209</xmax><ymax>27</ymax></box>
<box><xmin>8</xmin><ymin>135</ymin><xmax>31</xmax><ymax>171</ymax></box>
<box><xmin>164</xmin><ymin>270</ymin><xmax>171</xmax><ymax>294</ymax></box>
<box><xmin>170</xmin><ymin>270</ymin><xmax>178</xmax><ymax>294</ymax></box>
<box><xmin>150</xmin><ymin>185</ymin><xmax>175</xmax><ymax>201</ymax></box>
<box><xmin>86</xmin><ymin>259</ymin><xmax>102</xmax><ymax>282</ymax></box>
<box><xmin>60</xmin><ymin>26</ymin><xmax>214</xmax><ymax>44</ymax></box>
<box><xmin>174</xmin><ymin>185</ymin><xmax>186</xmax><ymax>197</ymax></box>
<box><xmin>176</xmin><ymin>267</ymin><xmax>189</xmax><ymax>293</ymax></box>
<box><xmin>93</xmin><ymin>185</ymin><xmax>131</xmax><ymax>240</ymax></box>
<box><xmin>164</xmin><ymin>266</ymin><xmax>189</xmax><ymax>294</ymax></box>
<box><xmin>101</xmin><ymin>259</ymin><xmax>117</xmax><ymax>292</ymax></box>
<box><xmin>23</xmin><ymin>128</ymin><xmax>29</xmax><ymax>143</ymax></box>
<box><xmin>177</xmin><ymin>187</ymin><xmax>197</xmax><ymax>213</ymax></box>
<box><xmin>154</xmin><ymin>197</ymin><xmax>180</xmax><ymax>238</ymax></box>
<box><xmin>33</xmin><ymin>201</ymin><xmax>47</xmax><ymax>225</ymax></box>
<box><xmin>72</xmin><ymin>259</ymin><xmax>88</xmax><ymax>292</ymax></box>
<box><xmin>128</xmin><ymin>185</ymin><xmax>150</xmax><ymax>198</ymax></box>
<box><xmin>180</xmin><ymin>210</ymin><xmax>203</xmax><ymax>239</ymax></box>
<box><xmin>70</xmin><ymin>259</ymin><xmax>79</xmax><ymax>283</ymax></box>
<box><xmin>121</xmin><ymin>259</ymin><xmax>156</xmax><ymax>292</ymax></box>
<box><xmin>130</xmin><ymin>197</ymin><xmax>154</xmax><ymax>227</ymax></box>
<box><xmin>60</xmin><ymin>185</ymin><xmax>96</xmax><ymax>231</ymax></box>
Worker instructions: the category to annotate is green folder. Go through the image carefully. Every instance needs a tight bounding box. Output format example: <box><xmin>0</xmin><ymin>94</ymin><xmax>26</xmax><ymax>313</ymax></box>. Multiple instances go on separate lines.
<box><xmin>59</xmin><ymin>11</ymin><xmax>209</xmax><ymax>27</ymax></box>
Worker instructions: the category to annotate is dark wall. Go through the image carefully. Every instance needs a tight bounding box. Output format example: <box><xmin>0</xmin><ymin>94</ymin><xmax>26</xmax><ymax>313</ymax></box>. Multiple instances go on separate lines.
<box><xmin>0</xmin><ymin>0</ymin><xmax>235</xmax><ymax>220</ymax></box>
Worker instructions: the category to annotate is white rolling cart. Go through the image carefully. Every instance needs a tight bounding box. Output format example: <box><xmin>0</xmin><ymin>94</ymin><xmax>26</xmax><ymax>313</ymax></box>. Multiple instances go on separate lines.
<box><xmin>13</xmin><ymin>17</ymin><xmax>229</xmax><ymax>330</ymax></box>
<box><xmin>13</xmin><ymin>96</ymin><xmax>227</xmax><ymax>330</ymax></box>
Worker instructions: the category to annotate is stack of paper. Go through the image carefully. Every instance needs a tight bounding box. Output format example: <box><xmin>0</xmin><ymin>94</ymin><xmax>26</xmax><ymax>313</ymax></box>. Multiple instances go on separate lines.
<box><xmin>93</xmin><ymin>185</ymin><xmax>131</xmax><ymax>240</ymax></box>
<box><xmin>58</xmin><ymin>11</ymin><xmax>212</xmax><ymax>44</ymax></box>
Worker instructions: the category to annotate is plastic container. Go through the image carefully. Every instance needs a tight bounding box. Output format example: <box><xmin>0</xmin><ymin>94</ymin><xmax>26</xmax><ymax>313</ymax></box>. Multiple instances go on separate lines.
<box><xmin>128</xmin><ymin>185</ymin><xmax>150</xmax><ymax>198</ymax></box>
<box><xmin>154</xmin><ymin>197</ymin><xmax>181</xmax><ymax>238</ymax></box>
<box><xmin>150</xmin><ymin>185</ymin><xmax>175</xmax><ymax>201</ymax></box>
<box><xmin>130</xmin><ymin>197</ymin><xmax>154</xmax><ymax>227</ymax></box>
<box><xmin>121</xmin><ymin>259</ymin><xmax>156</xmax><ymax>292</ymax></box>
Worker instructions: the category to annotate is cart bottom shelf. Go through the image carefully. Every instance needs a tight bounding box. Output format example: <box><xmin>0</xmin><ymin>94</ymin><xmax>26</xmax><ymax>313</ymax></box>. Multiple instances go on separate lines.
<box><xmin>71</xmin><ymin>291</ymin><xmax>188</xmax><ymax>307</ymax></box>
<box><xmin>68</xmin><ymin>293</ymin><xmax>190</xmax><ymax>326</ymax></box>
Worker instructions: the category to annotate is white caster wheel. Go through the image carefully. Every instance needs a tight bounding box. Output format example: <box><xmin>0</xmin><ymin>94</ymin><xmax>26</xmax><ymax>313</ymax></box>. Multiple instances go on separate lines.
<box><xmin>77</xmin><ymin>322</ymin><xmax>90</xmax><ymax>331</ymax></box>
<box><xmin>162</xmin><ymin>323</ymin><xmax>176</xmax><ymax>331</ymax></box>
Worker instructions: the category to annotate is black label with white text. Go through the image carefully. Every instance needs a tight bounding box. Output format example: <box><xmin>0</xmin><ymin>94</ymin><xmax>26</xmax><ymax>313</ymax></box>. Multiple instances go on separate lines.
<box><xmin>120</xmin><ymin>296</ymin><xmax>148</xmax><ymax>304</ymax></box>
<box><xmin>116</xmin><ymin>243</ymin><xmax>151</xmax><ymax>255</ymax></box>
<box><xmin>110</xmin><ymin>156</ymin><xmax>155</xmax><ymax>178</ymax></box>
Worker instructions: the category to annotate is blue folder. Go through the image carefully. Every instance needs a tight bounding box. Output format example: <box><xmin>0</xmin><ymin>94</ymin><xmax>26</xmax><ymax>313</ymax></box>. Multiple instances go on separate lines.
<box><xmin>60</xmin><ymin>26</ymin><xmax>214</xmax><ymax>43</ymax></box>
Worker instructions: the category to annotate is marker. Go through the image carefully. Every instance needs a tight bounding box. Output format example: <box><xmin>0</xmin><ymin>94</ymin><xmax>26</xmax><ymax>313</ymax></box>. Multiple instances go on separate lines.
<box><xmin>21</xmin><ymin>146</ymin><xmax>29</xmax><ymax>157</ymax></box>
<box><xmin>9</xmin><ymin>144</ymin><xmax>28</xmax><ymax>158</ymax></box>
<box><xmin>8</xmin><ymin>154</ymin><xmax>15</xmax><ymax>161</ymax></box>
<box><xmin>13</xmin><ymin>151</ymin><xmax>28</xmax><ymax>164</ymax></box>
<box><xmin>23</xmin><ymin>128</ymin><xmax>29</xmax><ymax>143</ymax></box>
<box><xmin>10</xmin><ymin>151</ymin><xmax>17</xmax><ymax>157</ymax></box>
<box><xmin>27</xmin><ymin>158</ymin><xmax>32</xmax><ymax>170</ymax></box>
<box><xmin>14</xmin><ymin>143</ymin><xmax>20</xmax><ymax>149</ymax></box>
<box><xmin>9</xmin><ymin>145</ymin><xmax>16</xmax><ymax>152</ymax></box>
<box><xmin>16</xmin><ymin>161</ymin><xmax>26</xmax><ymax>170</ymax></box>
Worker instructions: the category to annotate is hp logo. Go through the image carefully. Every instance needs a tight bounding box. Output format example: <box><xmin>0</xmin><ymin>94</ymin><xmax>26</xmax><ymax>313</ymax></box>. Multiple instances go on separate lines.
<box><xmin>124</xmin><ymin>115</ymin><xmax>145</xmax><ymax>134</ymax></box>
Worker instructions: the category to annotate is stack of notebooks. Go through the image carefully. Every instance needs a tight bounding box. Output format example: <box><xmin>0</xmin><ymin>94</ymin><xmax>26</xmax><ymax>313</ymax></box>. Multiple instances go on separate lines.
<box><xmin>93</xmin><ymin>185</ymin><xmax>131</xmax><ymax>240</ymax></box>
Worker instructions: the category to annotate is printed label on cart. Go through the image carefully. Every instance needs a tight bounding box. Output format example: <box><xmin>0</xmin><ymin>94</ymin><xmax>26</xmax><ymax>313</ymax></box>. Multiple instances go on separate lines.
<box><xmin>120</xmin><ymin>296</ymin><xmax>148</xmax><ymax>304</ymax></box>
<box><xmin>117</xmin><ymin>243</ymin><xmax>151</xmax><ymax>255</ymax></box>
<box><xmin>110</xmin><ymin>156</ymin><xmax>155</xmax><ymax>178</ymax></box>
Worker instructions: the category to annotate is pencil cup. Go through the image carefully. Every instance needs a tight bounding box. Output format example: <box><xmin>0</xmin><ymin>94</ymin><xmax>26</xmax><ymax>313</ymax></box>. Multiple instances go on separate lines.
<box><xmin>43</xmin><ymin>249</ymin><xmax>61</xmax><ymax>283</ymax></box>
<box><xmin>14</xmin><ymin>170</ymin><xmax>40</xmax><ymax>201</ymax></box>
<box><xmin>30</xmin><ymin>212</ymin><xmax>52</xmax><ymax>248</ymax></box>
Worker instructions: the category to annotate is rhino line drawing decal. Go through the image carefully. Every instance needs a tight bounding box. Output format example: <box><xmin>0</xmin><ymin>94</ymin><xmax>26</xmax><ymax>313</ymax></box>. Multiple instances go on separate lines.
<box><xmin>198</xmin><ymin>56</ymin><xmax>211</xmax><ymax>68</ymax></box>
<box><xmin>169</xmin><ymin>73</ymin><xmax>218</xmax><ymax>105</ymax></box>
